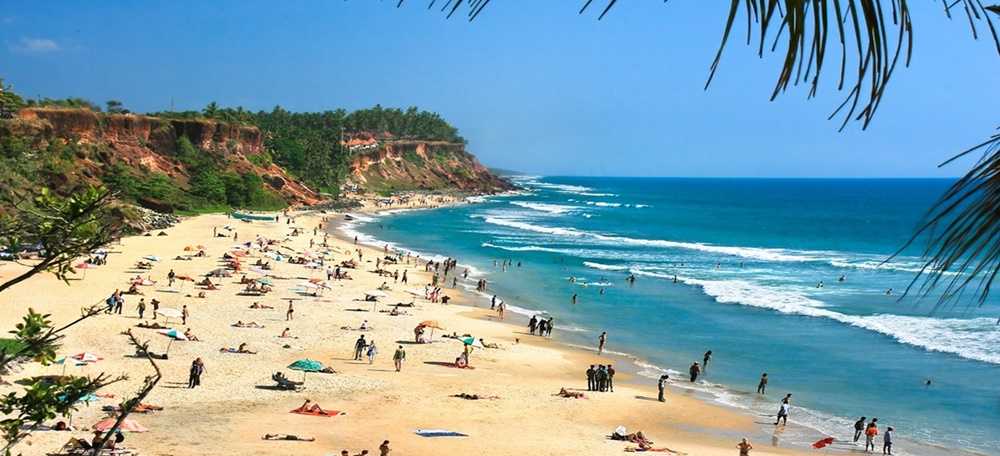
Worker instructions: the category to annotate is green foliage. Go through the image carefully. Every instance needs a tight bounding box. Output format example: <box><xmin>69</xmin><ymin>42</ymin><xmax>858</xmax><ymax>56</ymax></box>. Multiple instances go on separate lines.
<box><xmin>0</xmin><ymin>77</ymin><xmax>27</xmax><ymax>112</ymax></box>
<box><xmin>106</xmin><ymin>100</ymin><xmax>125</xmax><ymax>114</ymax></box>
<box><xmin>403</xmin><ymin>150</ymin><xmax>425</xmax><ymax>167</ymax></box>
<box><xmin>226</xmin><ymin>138</ymin><xmax>237</xmax><ymax>153</ymax></box>
<box><xmin>136</xmin><ymin>173</ymin><xmax>175</xmax><ymax>200</ymax></box>
<box><xmin>246</xmin><ymin>152</ymin><xmax>272</xmax><ymax>167</ymax></box>
<box><xmin>0</xmin><ymin>339</ymin><xmax>27</xmax><ymax>357</ymax></box>
<box><xmin>190</xmin><ymin>173</ymin><xmax>226</xmax><ymax>203</ymax></box>
<box><xmin>176</xmin><ymin>137</ymin><xmax>217</xmax><ymax>175</ymax></box>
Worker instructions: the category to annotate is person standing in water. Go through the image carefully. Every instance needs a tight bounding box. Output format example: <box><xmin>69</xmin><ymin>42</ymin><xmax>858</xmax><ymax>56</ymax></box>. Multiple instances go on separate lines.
<box><xmin>757</xmin><ymin>373</ymin><xmax>768</xmax><ymax>394</ymax></box>
<box><xmin>703</xmin><ymin>350</ymin><xmax>712</xmax><ymax>371</ymax></box>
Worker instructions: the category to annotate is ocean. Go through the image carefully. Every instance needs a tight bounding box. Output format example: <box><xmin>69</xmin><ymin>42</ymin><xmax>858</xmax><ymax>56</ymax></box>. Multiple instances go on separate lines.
<box><xmin>342</xmin><ymin>176</ymin><xmax>1000</xmax><ymax>455</ymax></box>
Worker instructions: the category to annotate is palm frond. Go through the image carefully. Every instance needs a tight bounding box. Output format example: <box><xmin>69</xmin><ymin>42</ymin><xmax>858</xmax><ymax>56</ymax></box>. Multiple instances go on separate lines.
<box><xmin>890</xmin><ymin>128</ymin><xmax>1000</xmax><ymax>318</ymax></box>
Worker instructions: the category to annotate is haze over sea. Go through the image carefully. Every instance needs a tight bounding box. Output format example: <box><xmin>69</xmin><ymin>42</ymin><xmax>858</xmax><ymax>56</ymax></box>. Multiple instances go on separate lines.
<box><xmin>345</xmin><ymin>176</ymin><xmax>1000</xmax><ymax>455</ymax></box>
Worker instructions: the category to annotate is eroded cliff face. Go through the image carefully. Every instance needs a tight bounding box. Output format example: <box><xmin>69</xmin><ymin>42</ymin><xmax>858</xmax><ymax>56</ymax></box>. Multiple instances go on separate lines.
<box><xmin>13</xmin><ymin>108</ymin><xmax>320</xmax><ymax>205</ymax></box>
<box><xmin>351</xmin><ymin>140</ymin><xmax>515</xmax><ymax>193</ymax></box>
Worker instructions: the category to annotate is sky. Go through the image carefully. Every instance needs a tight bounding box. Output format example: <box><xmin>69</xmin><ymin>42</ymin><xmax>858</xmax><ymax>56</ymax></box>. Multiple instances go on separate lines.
<box><xmin>2</xmin><ymin>1</ymin><xmax>999</xmax><ymax>178</ymax></box>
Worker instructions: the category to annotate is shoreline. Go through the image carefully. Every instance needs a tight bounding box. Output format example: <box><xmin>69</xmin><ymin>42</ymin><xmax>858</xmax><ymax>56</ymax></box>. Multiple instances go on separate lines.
<box><xmin>0</xmin><ymin>203</ymin><xmax>871</xmax><ymax>455</ymax></box>
<box><xmin>339</xmin><ymin>197</ymin><xmax>978</xmax><ymax>456</ymax></box>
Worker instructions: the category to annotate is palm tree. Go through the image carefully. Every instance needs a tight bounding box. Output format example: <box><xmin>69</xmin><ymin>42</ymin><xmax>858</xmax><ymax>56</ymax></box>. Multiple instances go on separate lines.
<box><xmin>202</xmin><ymin>101</ymin><xmax>220</xmax><ymax>120</ymax></box>
<box><xmin>412</xmin><ymin>0</ymin><xmax>1000</xmax><ymax>309</ymax></box>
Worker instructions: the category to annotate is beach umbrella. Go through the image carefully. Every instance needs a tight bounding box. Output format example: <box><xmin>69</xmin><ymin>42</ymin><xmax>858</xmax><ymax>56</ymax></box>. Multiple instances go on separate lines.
<box><xmin>183</xmin><ymin>245</ymin><xmax>196</xmax><ymax>251</ymax></box>
<box><xmin>207</xmin><ymin>268</ymin><xmax>231</xmax><ymax>278</ymax></box>
<box><xmin>172</xmin><ymin>274</ymin><xmax>195</xmax><ymax>292</ymax></box>
<box><xmin>71</xmin><ymin>353</ymin><xmax>103</xmax><ymax>363</ymax></box>
<box><xmin>55</xmin><ymin>356</ymin><xmax>86</xmax><ymax>375</ymax></box>
<box><xmin>74</xmin><ymin>262</ymin><xmax>95</xmax><ymax>279</ymax></box>
<box><xmin>249</xmin><ymin>267</ymin><xmax>269</xmax><ymax>275</ymax></box>
<box><xmin>417</xmin><ymin>320</ymin><xmax>444</xmax><ymax>339</ymax></box>
<box><xmin>58</xmin><ymin>392</ymin><xmax>100</xmax><ymax>428</ymax></box>
<box><xmin>155</xmin><ymin>307</ymin><xmax>183</xmax><ymax>325</ymax></box>
<box><xmin>157</xmin><ymin>329</ymin><xmax>188</xmax><ymax>354</ymax></box>
<box><xmin>131</xmin><ymin>278</ymin><xmax>155</xmax><ymax>286</ymax></box>
<box><xmin>365</xmin><ymin>290</ymin><xmax>388</xmax><ymax>298</ymax></box>
<box><xmin>256</xmin><ymin>277</ymin><xmax>273</xmax><ymax>286</ymax></box>
<box><xmin>261</xmin><ymin>251</ymin><xmax>278</xmax><ymax>259</ymax></box>
<box><xmin>142</xmin><ymin>255</ymin><xmax>160</xmax><ymax>262</ymax></box>
<box><xmin>288</xmin><ymin>359</ymin><xmax>324</xmax><ymax>383</ymax></box>
<box><xmin>460</xmin><ymin>337</ymin><xmax>484</xmax><ymax>348</ymax></box>
<box><xmin>305</xmin><ymin>261</ymin><xmax>322</xmax><ymax>268</ymax></box>
<box><xmin>93</xmin><ymin>417</ymin><xmax>149</xmax><ymax>433</ymax></box>
<box><xmin>302</xmin><ymin>250</ymin><xmax>319</xmax><ymax>259</ymax></box>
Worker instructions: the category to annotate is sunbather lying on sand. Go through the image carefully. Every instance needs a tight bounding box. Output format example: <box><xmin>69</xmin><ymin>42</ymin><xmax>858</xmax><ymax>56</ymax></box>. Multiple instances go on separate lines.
<box><xmin>611</xmin><ymin>428</ymin><xmax>651</xmax><ymax>444</ymax></box>
<box><xmin>479</xmin><ymin>338</ymin><xmax>500</xmax><ymax>348</ymax></box>
<box><xmin>296</xmin><ymin>399</ymin><xmax>328</xmax><ymax>415</ymax></box>
<box><xmin>624</xmin><ymin>441</ymin><xmax>682</xmax><ymax>453</ymax></box>
<box><xmin>454</xmin><ymin>393</ymin><xmax>499</xmax><ymax>400</ymax></box>
<box><xmin>250</xmin><ymin>302</ymin><xmax>274</xmax><ymax>309</ymax></box>
<box><xmin>136</xmin><ymin>322</ymin><xmax>166</xmax><ymax>329</ymax></box>
<box><xmin>558</xmin><ymin>387</ymin><xmax>587</xmax><ymax>399</ymax></box>
<box><xmin>263</xmin><ymin>434</ymin><xmax>314</xmax><ymax>441</ymax></box>
<box><xmin>234</xmin><ymin>321</ymin><xmax>262</xmax><ymax>328</ymax></box>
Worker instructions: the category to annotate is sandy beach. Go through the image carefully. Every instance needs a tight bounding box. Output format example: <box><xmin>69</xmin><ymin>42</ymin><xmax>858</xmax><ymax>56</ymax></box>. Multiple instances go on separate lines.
<box><xmin>0</xmin><ymin>202</ymin><xmax>817</xmax><ymax>456</ymax></box>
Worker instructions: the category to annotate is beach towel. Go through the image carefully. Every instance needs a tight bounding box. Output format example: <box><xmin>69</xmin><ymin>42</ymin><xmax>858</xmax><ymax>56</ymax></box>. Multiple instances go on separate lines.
<box><xmin>413</xmin><ymin>429</ymin><xmax>468</xmax><ymax>437</ymax></box>
<box><xmin>289</xmin><ymin>409</ymin><xmax>342</xmax><ymax>417</ymax></box>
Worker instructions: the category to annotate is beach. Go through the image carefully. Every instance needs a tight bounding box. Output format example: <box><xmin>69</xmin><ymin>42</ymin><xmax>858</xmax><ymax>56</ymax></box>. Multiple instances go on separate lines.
<box><xmin>0</xmin><ymin>203</ymin><xmax>818</xmax><ymax>456</ymax></box>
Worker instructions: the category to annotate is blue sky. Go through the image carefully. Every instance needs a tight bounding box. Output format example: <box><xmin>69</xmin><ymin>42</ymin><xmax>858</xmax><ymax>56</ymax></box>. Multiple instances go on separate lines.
<box><xmin>2</xmin><ymin>1</ymin><xmax>998</xmax><ymax>177</ymax></box>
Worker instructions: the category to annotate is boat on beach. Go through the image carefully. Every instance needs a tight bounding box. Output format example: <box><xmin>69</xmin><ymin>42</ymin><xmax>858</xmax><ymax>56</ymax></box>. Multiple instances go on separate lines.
<box><xmin>231</xmin><ymin>212</ymin><xmax>276</xmax><ymax>221</ymax></box>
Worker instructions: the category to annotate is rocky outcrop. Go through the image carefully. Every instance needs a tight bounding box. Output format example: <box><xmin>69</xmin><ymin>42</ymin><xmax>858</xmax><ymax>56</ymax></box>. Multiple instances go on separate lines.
<box><xmin>12</xmin><ymin>108</ymin><xmax>322</xmax><ymax>205</ymax></box>
<box><xmin>351</xmin><ymin>140</ymin><xmax>515</xmax><ymax>193</ymax></box>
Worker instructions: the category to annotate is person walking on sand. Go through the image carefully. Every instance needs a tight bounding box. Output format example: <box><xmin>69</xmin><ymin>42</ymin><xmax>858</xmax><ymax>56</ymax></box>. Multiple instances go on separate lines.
<box><xmin>393</xmin><ymin>345</ymin><xmax>406</xmax><ymax>372</ymax></box>
<box><xmin>854</xmin><ymin>416</ymin><xmax>867</xmax><ymax>442</ymax></box>
<box><xmin>167</xmin><ymin>269</ymin><xmax>175</xmax><ymax>287</ymax></box>
<box><xmin>528</xmin><ymin>315</ymin><xmax>538</xmax><ymax>335</ymax></box>
<box><xmin>401</xmin><ymin>270</ymin><xmax>408</xmax><ymax>284</ymax></box>
<box><xmin>367</xmin><ymin>341</ymin><xmax>378</xmax><ymax>364</ymax></box>
<box><xmin>657</xmin><ymin>374</ymin><xmax>669</xmax><ymax>402</ymax></box>
<box><xmin>689</xmin><ymin>362</ymin><xmax>701</xmax><ymax>382</ymax></box>
<box><xmin>882</xmin><ymin>426</ymin><xmax>893</xmax><ymax>455</ymax></box>
<box><xmin>598</xmin><ymin>331</ymin><xmax>607</xmax><ymax>355</ymax></box>
<box><xmin>137</xmin><ymin>298</ymin><xmax>146</xmax><ymax>319</ymax></box>
<box><xmin>379</xmin><ymin>440</ymin><xmax>391</xmax><ymax>456</ymax></box>
<box><xmin>774</xmin><ymin>398</ymin><xmax>789</xmax><ymax>425</ymax></box>
<box><xmin>181</xmin><ymin>305</ymin><xmax>189</xmax><ymax>324</ymax></box>
<box><xmin>354</xmin><ymin>335</ymin><xmax>366</xmax><ymax>360</ymax></box>
<box><xmin>188</xmin><ymin>358</ymin><xmax>205</xmax><ymax>388</ymax></box>
<box><xmin>757</xmin><ymin>373</ymin><xmax>768</xmax><ymax>394</ymax></box>
<box><xmin>286</xmin><ymin>300</ymin><xmax>294</xmax><ymax>321</ymax></box>
<box><xmin>737</xmin><ymin>438</ymin><xmax>753</xmax><ymax>456</ymax></box>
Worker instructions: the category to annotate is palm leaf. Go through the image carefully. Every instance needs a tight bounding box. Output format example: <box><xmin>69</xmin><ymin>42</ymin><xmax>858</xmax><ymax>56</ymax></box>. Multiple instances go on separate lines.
<box><xmin>890</xmin><ymin>129</ymin><xmax>1000</xmax><ymax>321</ymax></box>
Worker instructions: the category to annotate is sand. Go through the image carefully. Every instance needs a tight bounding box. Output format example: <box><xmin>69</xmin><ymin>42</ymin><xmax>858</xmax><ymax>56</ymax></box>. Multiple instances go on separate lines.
<box><xmin>0</xmin><ymin>202</ymin><xmax>817</xmax><ymax>456</ymax></box>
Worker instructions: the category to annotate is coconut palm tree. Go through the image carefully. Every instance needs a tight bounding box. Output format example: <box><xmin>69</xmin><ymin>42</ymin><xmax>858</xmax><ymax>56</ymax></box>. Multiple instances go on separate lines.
<box><xmin>413</xmin><ymin>1</ymin><xmax>1000</xmax><ymax>310</ymax></box>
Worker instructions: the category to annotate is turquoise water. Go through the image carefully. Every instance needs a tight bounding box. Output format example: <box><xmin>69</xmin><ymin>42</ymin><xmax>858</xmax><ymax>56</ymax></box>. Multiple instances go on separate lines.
<box><xmin>343</xmin><ymin>177</ymin><xmax>1000</xmax><ymax>455</ymax></box>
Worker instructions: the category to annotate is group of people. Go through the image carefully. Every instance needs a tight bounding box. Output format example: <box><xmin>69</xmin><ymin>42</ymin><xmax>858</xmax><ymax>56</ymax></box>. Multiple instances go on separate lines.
<box><xmin>353</xmin><ymin>335</ymin><xmax>379</xmax><ymax>364</ymax></box>
<box><xmin>585</xmin><ymin>364</ymin><xmax>615</xmax><ymax>392</ymax></box>
<box><xmin>854</xmin><ymin>416</ymin><xmax>893</xmax><ymax>454</ymax></box>
<box><xmin>527</xmin><ymin>315</ymin><xmax>555</xmax><ymax>337</ymax></box>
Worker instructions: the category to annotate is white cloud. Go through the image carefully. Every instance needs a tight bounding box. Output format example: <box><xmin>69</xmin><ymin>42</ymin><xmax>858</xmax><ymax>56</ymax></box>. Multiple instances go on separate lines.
<box><xmin>8</xmin><ymin>37</ymin><xmax>61</xmax><ymax>53</ymax></box>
